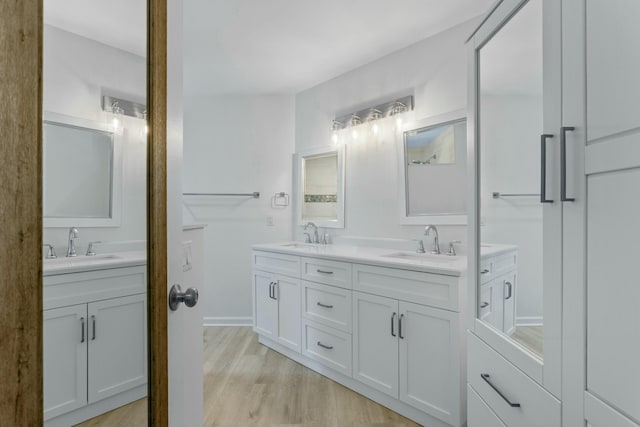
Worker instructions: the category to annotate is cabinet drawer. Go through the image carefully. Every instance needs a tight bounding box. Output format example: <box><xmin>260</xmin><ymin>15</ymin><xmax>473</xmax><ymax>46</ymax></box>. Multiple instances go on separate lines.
<box><xmin>467</xmin><ymin>332</ymin><xmax>560</xmax><ymax>427</ymax></box>
<box><xmin>479</xmin><ymin>260</ymin><xmax>494</xmax><ymax>284</ymax></box>
<box><xmin>302</xmin><ymin>281</ymin><xmax>351</xmax><ymax>332</ymax></box>
<box><xmin>253</xmin><ymin>251</ymin><xmax>300</xmax><ymax>277</ymax></box>
<box><xmin>302</xmin><ymin>320</ymin><xmax>352</xmax><ymax>377</ymax></box>
<box><xmin>585</xmin><ymin>391</ymin><xmax>640</xmax><ymax>427</ymax></box>
<box><xmin>468</xmin><ymin>384</ymin><xmax>506</xmax><ymax>427</ymax></box>
<box><xmin>480</xmin><ymin>252</ymin><xmax>517</xmax><ymax>285</ymax></box>
<box><xmin>353</xmin><ymin>264</ymin><xmax>460</xmax><ymax>311</ymax></box>
<box><xmin>301</xmin><ymin>257</ymin><xmax>352</xmax><ymax>289</ymax></box>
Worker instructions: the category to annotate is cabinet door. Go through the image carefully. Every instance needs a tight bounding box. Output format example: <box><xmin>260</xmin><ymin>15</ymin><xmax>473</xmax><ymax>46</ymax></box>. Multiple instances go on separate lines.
<box><xmin>87</xmin><ymin>294</ymin><xmax>147</xmax><ymax>403</ymax></box>
<box><xmin>399</xmin><ymin>301</ymin><xmax>459</xmax><ymax>425</ymax></box>
<box><xmin>352</xmin><ymin>291</ymin><xmax>398</xmax><ymax>398</ymax></box>
<box><xmin>468</xmin><ymin>385</ymin><xmax>506</xmax><ymax>427</ymax></box>
<box><xmin>254</xmin><ymin>271</ymin><xmax>278</xmax><ymax>339</ymax></box>
<box><xmin>274</xmin><ymin>275</ymin><xmax>301</xmax><ymax>352</ymax></box>
<box><xmin>479</xmin><ymin>280</ymin><xmax>503</xmax><ymax>332</ymax></box>
<box><xmin>44</xmin><ymin>304</ymin><xmax>88</xmax><ymax>420</ymax></box>
<box><xmin>502</xmin><ymin>273</ymin><xmax>516</xmax><ymax>336</ymax></box>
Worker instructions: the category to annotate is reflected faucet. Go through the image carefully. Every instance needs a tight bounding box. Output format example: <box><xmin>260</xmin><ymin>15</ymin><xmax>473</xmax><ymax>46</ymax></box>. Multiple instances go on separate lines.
<box><xmin>67</xmin><ymin>227</ymin><xmax>79</xmax><ymax>257</ymax></box>
<box><xmin>424</xmin><ymin>225</ymin><xmax>441</xmax><ymax>254</ymax></box>
<box><xmin>304</xmin><ymin>222</ymin><xmax>319</xmax><ymax>244</ymax></box>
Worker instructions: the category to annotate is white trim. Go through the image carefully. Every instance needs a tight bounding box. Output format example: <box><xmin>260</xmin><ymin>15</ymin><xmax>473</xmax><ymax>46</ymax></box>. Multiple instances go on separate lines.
<box><xmin>398</xmin><ymin>109</ymin><xmax>468</xmax><ymax>226</ymax></box>
<box><xmin>516</xmin><ymin>316</ymin><xmax>544</xmax><ymax>326</ymax></box>
<box><xmin>43</xmin><ymin>111</ymin><xmax>123</xmax><ymax>228</ymax></box>
<box><xmin>295</xmin><ymin>144</ymin><xmax>346</xmax><ymax>229</ymax></box>
<box><xmin>203</xmin><ymin>316</ymin><xmax>253</xmax><ymax>326</ymax></box>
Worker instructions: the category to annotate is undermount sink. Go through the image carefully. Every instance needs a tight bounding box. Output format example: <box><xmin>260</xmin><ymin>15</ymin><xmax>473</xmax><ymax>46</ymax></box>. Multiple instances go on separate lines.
<box><xmin>280</xmin><ymin>243</ymin><xmax>320</xmax><ymax>250</ymax></box>
<box><xmin>45</xmin><ymin>254</ymin><xmax>122</xmax><ymax>264</ymax></box>
<box><xmin>381</xmin><ymin>251</ymin><xmax>460</xmax><ymax>263</ymax></box>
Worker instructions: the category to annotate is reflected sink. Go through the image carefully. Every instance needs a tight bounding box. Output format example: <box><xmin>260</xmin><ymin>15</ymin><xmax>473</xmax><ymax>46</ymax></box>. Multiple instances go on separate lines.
<box><xmin>381</xmin><ymin>252</ymin><xmax>460</xmax><ymax>263</ymax></box>
<box><xmin>45</xmin><ymin>254</ymin><xmax>122</xmax><ymax>265</ymax></box>
<box><xmin>280</xmin><ymin>243</ymin><xmax>320</xmax><ymax>250</ymax></box>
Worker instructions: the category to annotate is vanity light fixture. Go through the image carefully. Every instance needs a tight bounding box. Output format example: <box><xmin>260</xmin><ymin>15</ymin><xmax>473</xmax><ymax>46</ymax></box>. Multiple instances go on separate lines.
<box><xmin>110</xmin><ymin>102</ymin><xmax>124</xmax><ymax>131</ymax></box>
<box><xmin>102</xmin><ymin>95</ymin><xmax>147</xmax><ymax>133</ymax></box>
<box><xmin>331</xmin><ymin>95</ymin><xmax>413</xmax><ymax>144</ymax></box>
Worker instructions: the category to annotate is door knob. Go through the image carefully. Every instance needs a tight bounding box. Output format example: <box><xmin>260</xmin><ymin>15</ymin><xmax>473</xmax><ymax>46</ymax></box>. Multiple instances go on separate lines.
<box><xmin>169</xmin><ymin>284</ymin><xmax>199</xmax><ymax>311</ymax></box>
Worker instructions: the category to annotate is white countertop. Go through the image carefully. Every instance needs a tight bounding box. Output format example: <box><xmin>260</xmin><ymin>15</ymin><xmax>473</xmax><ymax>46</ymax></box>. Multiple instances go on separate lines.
<box><xmin>479</xmin><ymin>243</ymin><xmax>518</xmax><ymax>258</ymax></box>
<box><xmin>253</xmin><ymin>242</ymin><xmax>467</xmax><ymax>277</ymax></box>
<box><xmin>43</xmin><ymin>250</ymin><xmax>146</xmax><ymax>276</ymax></box>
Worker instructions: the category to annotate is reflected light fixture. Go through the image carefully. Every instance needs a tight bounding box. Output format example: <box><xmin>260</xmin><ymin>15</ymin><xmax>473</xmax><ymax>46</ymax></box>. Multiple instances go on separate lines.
<box><xmin>111</xmin><ymin>102</ymin><xmax>124</xmax><ymax>131</ymax></box>
<box><xmin>331</xmin><ymin>95</ymin><xmax>413</xmax><ymax>145</ymax></box>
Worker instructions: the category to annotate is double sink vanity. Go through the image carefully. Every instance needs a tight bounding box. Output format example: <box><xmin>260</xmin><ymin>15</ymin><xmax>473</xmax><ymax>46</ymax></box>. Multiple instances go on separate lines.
<box><xmin>43</xmin><ymin>247</ymin><xmax>147</xmax><ymax>427</ymax></box>
<box><xmin>252</xmin><ymin>240</ymin><xmax>468</xmax><ymax>427</ymax></box>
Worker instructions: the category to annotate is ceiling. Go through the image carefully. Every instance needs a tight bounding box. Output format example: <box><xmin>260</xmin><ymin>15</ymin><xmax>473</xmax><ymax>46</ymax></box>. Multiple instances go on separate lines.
<box><xmin>44</xmin><ymin>0</ymin><xmax>494</xmax><ymax>95</ymax></box>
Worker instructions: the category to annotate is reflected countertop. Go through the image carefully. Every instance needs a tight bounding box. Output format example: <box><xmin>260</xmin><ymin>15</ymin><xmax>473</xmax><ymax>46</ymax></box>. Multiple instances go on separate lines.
<box><xmin>43</xmin><ymin>250</ymin><xmax>146</xmax><ymax>277</ymax></box>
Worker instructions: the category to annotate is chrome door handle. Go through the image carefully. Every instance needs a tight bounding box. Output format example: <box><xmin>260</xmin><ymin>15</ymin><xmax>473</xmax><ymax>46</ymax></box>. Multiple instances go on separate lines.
<box><xmin>391</xmin><ymin>312</ymin><xmax>397</xmax><ymax>337</ymax></box>
<box><xmin>480</xmin><ymin>302</ymin><xmax>489</xmax><ymax>308</ymax></box>
<box><xmin>481</xmin><ymin>373</ymin><xmax>521</xmax><ymax>407</ymax></box>
<box><xmin>169</xmin><ymin>284</ymin><xmax>199</xmax><ymax>311</ymax></box>
<box><xmin>316</xmin><ymin>302</ymin><xmax>333</xmax><ymax>309</ymax></box>
<box><xmin>80</xmin><ymin>317</ymin><xmax>85</xmax><ymax>343</ymax></box>
<box><xmin>399</xmin><ymin>314</ymin><xmax>405</xmax><ymax>339</ymax></box>
<box><xmin>317</xmin><ymin>341</ymin><xmax>333</xmax><ymax>350</ymax></box>
<box><xmin>540</xmin><ymin>134</ymin><xmax>554</xmax><ymax>203</ymax></box>
<box><xmin>560</xmin><ymin>126</ymin><xmax>576</xmax><ymax>202</ymax></box>
<box><xmin>504</xmin><ymin>281</ymin><xmax>513</xmax><ymax>300</ymax></box>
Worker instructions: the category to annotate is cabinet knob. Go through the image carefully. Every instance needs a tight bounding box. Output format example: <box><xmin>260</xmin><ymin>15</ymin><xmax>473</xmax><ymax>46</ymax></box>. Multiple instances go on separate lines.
<box><xmin>169</xmin><ymin>284</ymin><xmax>199</xmax><ymax>311</ymax></box>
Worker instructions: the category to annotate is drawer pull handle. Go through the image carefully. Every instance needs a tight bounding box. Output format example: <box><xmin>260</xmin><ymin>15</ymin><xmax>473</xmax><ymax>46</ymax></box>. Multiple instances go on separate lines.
<box><xmin>391</xmin><ymin>312</ymin><xmax>397</xmax><ymax>337</ymax></box>
<box><xmin>504</xmin><ymin>281</ymin><xmax>513</xmax><ymax>300</ymax></box>
<box><xmin>480</xmin><ymin>269</ymin><xmax>490</xmax><ymax>274</ymax></box>
<box><xmin>80</xmin><ymin>317</ymin><xmax>85</xmax><ymax>343</ymax></box>
<box><xmin>317</xmin><ymin>269</ymin><xmax>334</xmax><ymax>275</ymax></box>
<box><xmin>399</xmin><ymin>314</ymin><xmax>405</xmax><ymax>339</ymax></box>
<box><xmin>480</xmin><ymin>302</ymin><xmax>489</xmax><ymax>308</ymax></box>
<box><xmin>480</xmin><ymin>373</ymin><xmax>521</xmax><ymax>407</ymax></box>
<box><xmin>317</xmin><ymin>302</ymin><xmax>333</xmax><ymax>309</ymax></box>
<box><xmin>317</xmin><ymin>341</ymin><xmax>333</xmax><ymax>350</ymax></box>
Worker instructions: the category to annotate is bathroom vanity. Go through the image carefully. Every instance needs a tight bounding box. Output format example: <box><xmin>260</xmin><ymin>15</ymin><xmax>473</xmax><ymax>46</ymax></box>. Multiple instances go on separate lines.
<box><xmin>43</xmin><ymin>252</ymin><xmax>146</xmax><ymax>427</ymax></box>
<box><xmin>252</xmin><ymin>242</ymin><xmax>467</xmax><ymax>427</ymax></box>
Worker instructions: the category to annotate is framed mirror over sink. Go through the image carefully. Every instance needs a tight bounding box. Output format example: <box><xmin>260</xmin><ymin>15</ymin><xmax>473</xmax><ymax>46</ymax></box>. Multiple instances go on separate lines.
<box><xmin>43</xmin><ymin>111</ymin><xmax>123</xmax><ymax>228</ymax></box>
<box><xmin>296</xmin><ymin>145</ymin><xmax>345</xmax><ymax>228</ymax></box>
<box><xmin>398</xmin><ymin>109</ymin><xmax>467</xmax><ymax>225</ymax></box>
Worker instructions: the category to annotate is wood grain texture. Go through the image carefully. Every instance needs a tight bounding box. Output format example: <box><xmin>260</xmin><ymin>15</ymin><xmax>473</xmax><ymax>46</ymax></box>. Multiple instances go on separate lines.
<box><xmin>79</xmin><ymin>327</ymin><xmax>420</xmax><ymax>427</ymax></box>
<box><xmin>147</xmin><ymin>0</ymin><xmax>168</xmax><ymax>425</ymax></box>
<box><xmin>0</xmin><ymin>0</ymin><xmax>44</xmax><ymax>425</ymax></box>
<box><xmin>512</xmin><ymin>326</ymin><xmax>544</xmax><ymax>358</ymax></box>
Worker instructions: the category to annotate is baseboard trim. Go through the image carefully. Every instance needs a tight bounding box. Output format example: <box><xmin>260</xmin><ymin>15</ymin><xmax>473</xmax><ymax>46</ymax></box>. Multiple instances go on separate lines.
<box><xmin>204</xmin><ymin>316</ymin><xmax>253</xmax><ymax>326</ymax></box>
<box><xmin>516</xmin><ymin>316</ymin><xmax>544</xmax><ymax>326</ymax></box>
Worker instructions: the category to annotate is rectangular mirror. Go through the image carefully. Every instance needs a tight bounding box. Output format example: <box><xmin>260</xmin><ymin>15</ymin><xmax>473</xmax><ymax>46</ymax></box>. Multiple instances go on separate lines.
<box><xmin>296</xmin><ymin>145</ymin><xmax>345</xmax><ymax>228</ymax></box>
<box><xmin>399</xmin><ymin>110</ymin><xmax>467</xmax><ymax>225</ymax></box>
<box><xmin>43</xmin><ymin>112</ymin><xmax>122</xmax><ymax>227</ymax></box>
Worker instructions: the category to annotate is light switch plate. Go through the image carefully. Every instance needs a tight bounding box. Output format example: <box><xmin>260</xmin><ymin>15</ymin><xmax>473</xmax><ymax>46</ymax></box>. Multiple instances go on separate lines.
<box><xmin>182</xmin><ymin>240</ymin><xmax>193</xmax><ymax>272</ymax></box>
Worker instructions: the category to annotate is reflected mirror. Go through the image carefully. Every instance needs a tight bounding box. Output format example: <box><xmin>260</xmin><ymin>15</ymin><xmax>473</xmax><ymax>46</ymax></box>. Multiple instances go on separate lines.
<box><xmin>43</xmin><ymin>117</ymin><xmax>121</xmax><ymax>226</ymax></box>
<box><xmin>399</xmin><ymin>111</ymin><xmax>467</xmax><ymax>225</ymax></box>
<box><xmin>478</xmin><ymin>0</ymin><xmax>544</xmax><ymax>358</ymax></box>
<box><xmin>297</xmin><ymin>146</ymin><xmax>345</xmax><ymax>228</ymax></box>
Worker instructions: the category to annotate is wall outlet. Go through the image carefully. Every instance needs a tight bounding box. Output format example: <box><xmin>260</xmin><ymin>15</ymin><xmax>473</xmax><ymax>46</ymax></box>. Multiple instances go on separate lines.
<box><xmin>266</xmin><ymin>216</ymin><xmax>274</xmax><ymax>226</ymax></box>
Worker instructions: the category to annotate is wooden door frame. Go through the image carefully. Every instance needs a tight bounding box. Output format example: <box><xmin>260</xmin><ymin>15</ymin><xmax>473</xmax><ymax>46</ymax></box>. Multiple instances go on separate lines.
<box><xmin>0</xmin><ymin>0</ymin><xmax>169</xmax><ymax>425</ymax></box>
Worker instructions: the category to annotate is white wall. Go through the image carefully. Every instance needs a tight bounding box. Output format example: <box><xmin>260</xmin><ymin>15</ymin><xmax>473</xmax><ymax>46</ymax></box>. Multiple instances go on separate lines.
<box><xmin>42</xmin><ymin>25</ymin><xmax>147</xmax><ymax>253</ymax></box>
<box><xmin>480</xmin><ymin>94</ymin><xmax>543</xmax><ymax>324</ymax></box>
<box><xmin>294</xmin><ymin>18</ymin><xmax>480</xmax><ymax>251</ymax></box>
<box><xmin>182</xmin><ymin>95</ymin><xmax>295</xmax><ymax>324</ymax></box>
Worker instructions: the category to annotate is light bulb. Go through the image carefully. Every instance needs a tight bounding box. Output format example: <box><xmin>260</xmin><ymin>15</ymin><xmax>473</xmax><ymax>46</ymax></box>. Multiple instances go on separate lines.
<box><xmin>332</xmin><ymin>132</ymin><xmax>338</xmax><ymax>144</ymax></box>
<box><xmin>372</xmin><ymin>122</ymin><xmax>379</xmax><ymax>135</ymax></box>
<box><xmin>351</xmin><ymin>129</ymin><xmax>358</xmax><ymax>140</ymax></box>
<box><xmin>396</xmin><ymin>116</ymin><xmax>403</xmax><ymax>128</ymax></box>
<box><xmin>112</xmin><ymin>116</ymin><xmax>120</xmax><ymax>129</ymax></box>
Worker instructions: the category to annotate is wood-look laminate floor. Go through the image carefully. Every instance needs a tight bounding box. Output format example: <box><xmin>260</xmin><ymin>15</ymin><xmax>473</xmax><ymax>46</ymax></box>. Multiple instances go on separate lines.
<box><xmin>511</xmin><ymin>325</ymin><xmax>544</xmax><ymax>358</ymax></box>
<box><xmin>75</xmin><ymin>326</ymin><xmax>420</xmax><ymax>427</ymax></box>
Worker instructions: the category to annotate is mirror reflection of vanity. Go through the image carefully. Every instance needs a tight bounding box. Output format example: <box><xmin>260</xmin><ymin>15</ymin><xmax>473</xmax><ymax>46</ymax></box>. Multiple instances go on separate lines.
<box><xmin>399</xmin><ymin>110</ymin><xmax>467</xmax><ymax>225</ymax></box>
<box><xmin>43</xmin><ymin>112</ymin><xmax>123</xmax><ymax>228</ymax></box>
<box><xmin>296</xmin><ymin>145</ymin><xmax>345</xmax><ymax>228</ymax></box>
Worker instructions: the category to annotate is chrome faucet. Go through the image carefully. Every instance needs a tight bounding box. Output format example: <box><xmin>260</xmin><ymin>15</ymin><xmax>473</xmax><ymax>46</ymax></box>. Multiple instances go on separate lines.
<box><xmin>67</xmin><ymin>227</ymin><xmax>79</xmax><ymax>257</ymax></box>
<box><xmin>424</xmin><ymin>225</ymin><xmax>441</xmax><ymax>254</ymax></box>
<box><xmin>86</xmin><ymin>241</ymin><xmax>101</xmax><ymax>256</ymax></box>
<box><xmin>43</xmin><ymin>244</ymin><xmax>57</xmax><ymax>259</ymax></box>
<box><xmin>304</xmin><ymin>222</ymin><xmax>319</xmax><ymax>244</ymax></box>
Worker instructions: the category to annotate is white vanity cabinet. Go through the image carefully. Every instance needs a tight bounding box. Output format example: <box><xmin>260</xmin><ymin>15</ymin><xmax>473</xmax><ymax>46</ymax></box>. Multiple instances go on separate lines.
<box><xmin>43</xmin><ymin>264</ymin><xmax>146</xmax><ymax>426</ymax></box>
<box><xmin>252</xmin><ymin>246</ymin><xmax>466</xmax><ymax>427</ymax></box>
<box><xmin>479</xmin><ymin>248</ymin><xmax>517</xmax><ymax>335</ymax></box>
